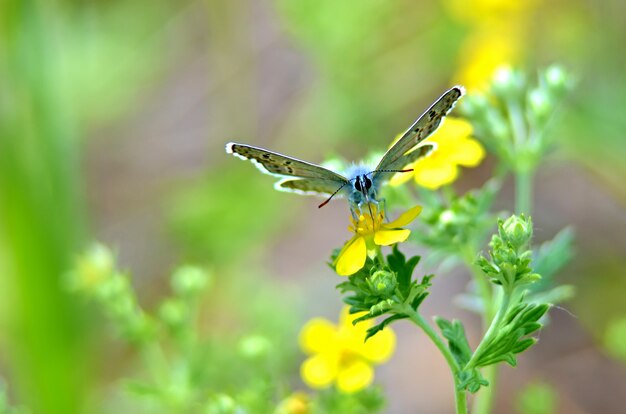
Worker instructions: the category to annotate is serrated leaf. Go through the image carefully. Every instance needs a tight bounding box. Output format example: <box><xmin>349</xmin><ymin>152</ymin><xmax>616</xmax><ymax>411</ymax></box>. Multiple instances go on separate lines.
<box><xmin>364</xmin><ymin>314</ymin><xmax>407</xmax><ymax>341</ymax></box>
<box><xmin>436</xmin><ymin>318</ymin><xmax>473</xmax><ymax>366</ymax></box>
<box><xmin>532</xmin><ymin>227</ymin><xmax>574</xmax><ymax>281</ymax></box>
<box><xmin>512</xmin><ymin>338</ymin><xmax>537</xmax><ymax>354</ymax></box>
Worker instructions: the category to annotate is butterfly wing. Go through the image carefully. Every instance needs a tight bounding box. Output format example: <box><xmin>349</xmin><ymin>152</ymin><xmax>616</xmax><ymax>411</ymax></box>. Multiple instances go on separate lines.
<box><xmin>226</xmin><ymin>142</ymin><xmax>349</xmax><ymax>196</ymax></box>
<box><xmin>374</xmin><ymin>86</ymin><xmax>464</xmax><ymax>179</ymax></box>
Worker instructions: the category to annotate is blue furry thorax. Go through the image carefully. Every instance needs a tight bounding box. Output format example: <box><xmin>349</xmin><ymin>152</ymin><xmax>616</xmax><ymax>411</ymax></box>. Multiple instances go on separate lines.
<box><xmin>343</xmin><ymin>163</ymin><xmax>375</xmax><ymax>181</ymax></box>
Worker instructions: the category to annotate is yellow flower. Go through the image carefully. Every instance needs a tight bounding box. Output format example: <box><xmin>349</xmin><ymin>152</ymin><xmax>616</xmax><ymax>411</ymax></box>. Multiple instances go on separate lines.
<box><xmin>335</xmin><ymin>204</ymin><xmax>422</xmax><ymax>276</ymax></box>
<box><xmin>389</xmin><ymin>117</ymin><xmax>485</xmax><ymax>190</ymax></box>
<box><xmin>299</xmin><ymin>307</ymin><xmax>396</xmax><ymax>393</ymax></box>
<box><xmin>444</xmin><ymin>0</ymin><xmax>540</xmax><ymax>25</ymax></box>
<box><xmin>275</xmin><ymin>392</ymin><xmax>310</xmax><ymax>414</ymax></box>
<box><xmin>453</xmin><ymin>27</ymin><xmax>524</xmax><ymax>91</ymax></box>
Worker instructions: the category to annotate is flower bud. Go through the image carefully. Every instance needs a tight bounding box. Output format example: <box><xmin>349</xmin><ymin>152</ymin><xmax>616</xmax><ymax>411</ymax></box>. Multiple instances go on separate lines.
<box><xmin>237</xmin><ymin>335</ymin><xmax>272</xmax><ymax>359</ymax></box>
<box><xmin>544</xmin><ymin>65</ymin><xmax>570</xmax><ymax>96</ymax></box>
<box><xmin>172</xmin><ymin>266</ymin><xmax>211</xmax><ymax>297</ymax></box>
<box><xmin>368</xmin><ymin>270</ymin><xmax>397</xmax><ymax>297</ymax></box>
<box><xmin>492</xmin><ymin>65</ymin><xmax>525</xmax><ymax>100</ymax></box>
<box><xmin>72</xmin><ymin>244</ymin><xmax>115</xmax><ymax>291</ymax></box>
<box><xmin>159</xmin><ymin>298</ymin><xmax>186</xmax><ymax>329</ymax></box>
<box><xmin>527</xmin><ymin>88</ymin><xmax>551</xmax><ymax>124</ymax></box>
<box><xmin>206</xmin><ymin>394</ymin><xmax>237</xmax><ymax>413</ymax></box>
<box><xmin>500</xmin><ymin>215</ymin><xmax>533</xmax><ymax>249</ymax></box>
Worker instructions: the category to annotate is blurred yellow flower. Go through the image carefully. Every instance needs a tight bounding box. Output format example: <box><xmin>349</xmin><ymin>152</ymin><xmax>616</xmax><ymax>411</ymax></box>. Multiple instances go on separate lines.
<box><xmin>446</xmin><ymin>0</ymin><xmax>540</xmax><ymax>91</ymax></box>
<box><xmin>335</xmin><ymin>204</ymin><xmax>422</xmax><ymax>276</ymax></box>
<box><xmin>275</xmin><ymin>391</ymin><xmax>310</xmax><ymax>414</ymax></box>
<box><xmin>299</xmin><ymin>307</ymin><xmax>396</xmax><ymax>393</ymax></box>
<box><xmin>390</xmin><ymin>117</ymin><xmax>485</xmax><ymax>190</ymax></box>
<box><xmin>445</xmin><ymin>0</ymin><xmax>540</xmax><ymax>25</ymax></box>
<box><xmin>453</xmin><ymin>27</ymin><xmax>523</xmax><ymax>91</ymax></box>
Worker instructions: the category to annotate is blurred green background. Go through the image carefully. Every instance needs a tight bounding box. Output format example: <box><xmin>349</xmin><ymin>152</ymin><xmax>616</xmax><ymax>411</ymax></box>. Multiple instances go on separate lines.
<box><xmin>1</xmin><ymin>0</ymin><xmax>625</xmax><ymax>413</ymax></box>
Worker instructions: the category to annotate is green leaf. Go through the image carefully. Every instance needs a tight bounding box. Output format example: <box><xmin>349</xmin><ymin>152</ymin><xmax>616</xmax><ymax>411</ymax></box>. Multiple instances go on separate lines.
<box><xmin>457</xmin><ymin>369</ymin><xmax>489</xmax><ymax>393</ymax></box>
<box><xmin>387</xmin><ymin>245</ymin><xmax>421</xmax><ymax>296</ymax></box>
<box><xmin>532</xmin><ymin>227</ymin><xmax>574</xmax><ymax>282</ymax></box>
<box><xmin>435</xmin><ymin>318</ymin><xmax>472</xmax><ymax>366</ymax></box>
<box><xmin>472</xmin><ymin>303</ymin><xmax>550</xmax><ymax>368</ymax></box>
<box><xmin>364</xmin><ymin>314</ymin><xmax>407</xmax><ymax>342</ymax></box>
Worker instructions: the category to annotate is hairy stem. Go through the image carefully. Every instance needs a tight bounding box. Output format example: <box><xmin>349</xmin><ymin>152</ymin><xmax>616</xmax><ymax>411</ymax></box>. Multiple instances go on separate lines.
<box><xmin>402</xmin><ymin>305</ymin><xmax>467</xmax><ymax>414</ymax></box>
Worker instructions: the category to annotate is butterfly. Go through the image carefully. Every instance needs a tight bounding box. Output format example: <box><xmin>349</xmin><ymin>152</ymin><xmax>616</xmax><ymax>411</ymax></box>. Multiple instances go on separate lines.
<box><xmin>226</xmin><ymin>86</ymin><xmax>464</xmax><ymax>215</ymax></box>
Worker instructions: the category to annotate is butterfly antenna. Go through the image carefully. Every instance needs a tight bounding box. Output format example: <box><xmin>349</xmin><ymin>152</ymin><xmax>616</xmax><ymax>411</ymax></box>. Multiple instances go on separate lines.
<box><xmin>368</xmin><ymin>168</ymin><xmax>414</xmax><ymax>175</ymax></box>
<box><xmin>318</xmin><ymin>182</ymin><xmax>350</xmax><ymax>208</ymax></box>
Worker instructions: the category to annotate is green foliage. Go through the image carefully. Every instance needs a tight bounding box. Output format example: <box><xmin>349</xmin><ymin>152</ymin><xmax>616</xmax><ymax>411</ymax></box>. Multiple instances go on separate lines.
<box><xmin>604</xmin><ymin>317</ymin><xmax>626</xmax><ymax>364</ymax></box>
<box><xmin>470</xmin><ymin>301</ymin><xmax>549</xmax><ymax>369</ymax></box>
<box><xmin>311</xmin><ymin>388</ymin><xmax>385</xmax><ymax>414</ymax></box>
<box><xmin>435</xmin><ymin>319</ymin><xmax>473</xmax><ymax>367</ymax></box>
<box><xmin>461</xmin><ymin>66</ymin><xmax>574</xmax><ymax>175</ymax></box>
<box><xmin>336</xmin><ymin>246</ymin><xmax>433</xmax><ymax>341</ymax></box>
<box><xmin>515</xmin><ymin>381</ymin><xmax>557</xmax><ymax>414</ymax></box>
<box><xmin>168</xmin><ymin>169</ymin><xmax>290</xmax><ymax>263</ymax></box>
<box><xmin>69</xmin><ymin>244</ymin><xmax>300</xmax><ymax>414</ymax></box>
<box><xmin>414</xmin><ymin>179</ymin><xmax>500</xmax><ymax>258</ymax></box>
<box><xmin>0</xmin><ymin>379</ymin><xmax>27</xmax><ymax>414</ymax></box>
<box><xmin>476</xmin><ymin>215</ymin><xmax>541</xmax><ymax>291</ymax></box>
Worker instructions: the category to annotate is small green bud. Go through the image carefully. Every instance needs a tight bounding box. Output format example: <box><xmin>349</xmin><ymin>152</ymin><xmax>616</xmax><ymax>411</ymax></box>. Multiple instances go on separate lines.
<box><xmin>500</xmin><ymin>215</ymin><xmax>533</xmax><ymax>249</ymax></box>
<box><xmin>492</xmin><ymin>66</ymin><xmax>525</xmax><ymax>99</ymax></box>
<box><xmin>172</xmin><ymin>266</ymin><xmax>211</xmax><ymax>297</ymax></box>
<box><xmin>527</xmin><ymin>88</ymin><xmax>551</xmax><ymax>124</ymax></box>
<box><xmin>206</xmin><ymin>393</ymin><xmax>237</xmax><ymax>414</ymax></box>
<box><xmin>371</xmin><ymin>299</ymin><xmax>394</xmax><ymax>314</ymax></box>
<box><xmin>544</xmin><ymin>65</ymin><xmax>570</xmax><ymax>95</ymax></box>
<box><xmin>71</xmin><ymin>244</ymin><xmax>116</xmax><ymax>291</ymax></box>
<box><xmin>237</xmin><ymin>335</ymin><xmax>272</xmax><ymax>359</ymax></box>
<box><xmin>439</xmin><ymin>209</ymin><xmax>456</xmax><ymax>225</ymax></box>
<box><xmin>159</xmin><ymin>299</ymin><xmax>187</xmax><ymax>328</ymax></box>
<box><xmin>368</xmin><ymin>270</ymin><xmax>397</xmax><ymax>297</ymax></box>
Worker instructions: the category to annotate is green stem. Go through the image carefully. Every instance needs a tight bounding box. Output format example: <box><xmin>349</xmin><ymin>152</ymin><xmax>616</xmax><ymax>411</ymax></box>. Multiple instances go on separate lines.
<box><xmin>515</xmin><ymin>168</ymin><xmax>533</xmax><ymax>215</ymax></box>
<box><xmin>402</xmin><ymin>305</ymin><xmax>467</xmax><ymax>414</ymax></box>
<box><xmin>472</xmin><ymin>365</ymin><xmax>498</xmax><ymax>414</ymax></box>
<box><xmin>460</xmin><ymin>245</ymin><xmax>499</xmax><ymax>414</ymax></box>
<box><xmin>465</xmin><ymin>292</ymin><xmax>511</xmax><ymax>370</ymax></box>
<box><xmin>373</xmin><ymin>245</ymin><xmax>385</xmax><ymax>265</ymax></box>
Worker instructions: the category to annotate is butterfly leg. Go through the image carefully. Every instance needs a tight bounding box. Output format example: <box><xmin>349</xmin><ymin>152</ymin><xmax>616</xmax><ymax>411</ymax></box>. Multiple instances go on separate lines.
<box><xmin>378</xmin><ymin>198</ymin><xmax>389</xmax><ymax>221</ymax></box>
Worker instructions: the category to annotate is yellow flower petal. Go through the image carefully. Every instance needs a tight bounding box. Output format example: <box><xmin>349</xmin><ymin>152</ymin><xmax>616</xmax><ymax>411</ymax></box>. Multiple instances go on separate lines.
<box><xmin>360</xmin><ymin>327</ymin><xmax>396</xmax><ymax>363</ymax></box>
<box><xmin>299</xmin><ymin>318</ymin><xmax>337</xmax><ymax>354</ymax></box>
<box><xmin>448</xmin><ymin>137</ymin><xmax>486</xmax><ymax>167</ymax></box>
<box><xmin>386</xmin><ymin>205</ymin><xmax>422</xmax><ymax>228</ymax></box>
<box><xmin>414</xmin><ymin>159</ymin><xmax>459</xmax><ymax>189</ymax></box>
<box><xmin>454</xmin><ymin>29</ymin><xmax>522</xmax><ymax>92</ymax></box>
<box><xmin>335</xmin><ymin>236</ymin><xmax>367</xmax><ymax>276</ymax></box>
<box><xmin>336</xmin><ymin>359</ymin><xmax>374</xmax><ymax>393</ymax></box>
<box><xmin>338</xmin><ymin>307</ymin><xmax>372</xmax><ymax>336</ymax></box>
<box><xmin>439</xmin><ymin>117</ymin><xmax>474</xmax><ymax>138</ymax></box>
<box><xmin>301</xmin><ymin>354</ymin><xmax>339</xmax><ymax>389</ymax></box>
<box><xmin>373</xmin><ymin>229</ymin><xmax>410</xmax><ymax>246</ymax></box>
<box><xmin>388</xmin><ymin>167</ymin><xmax>414</xmax><ymax>187</ymax></box>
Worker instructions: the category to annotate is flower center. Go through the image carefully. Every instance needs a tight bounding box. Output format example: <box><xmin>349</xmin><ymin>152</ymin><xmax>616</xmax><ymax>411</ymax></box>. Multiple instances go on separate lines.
<box><xmin>350</xmin><ymin>204</ymin><xmax>384</xmax><ymax>236</ymax></box>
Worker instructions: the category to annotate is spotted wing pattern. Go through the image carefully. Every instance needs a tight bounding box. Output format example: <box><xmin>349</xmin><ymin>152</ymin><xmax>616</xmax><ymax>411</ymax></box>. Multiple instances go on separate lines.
<box><xmin>374</xmin><ymin>86</ymin><xmax>464</xmax><ymax>177</ymax></box>
<box><xmin>275</xmin><ymin>178</ymin><xmax>347</xmax><ymax>196</ymax></box>
<box><xmin>226</xmin><ymin>143</ymin><xmax>349</xmax><ymax>195</ymax></box>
